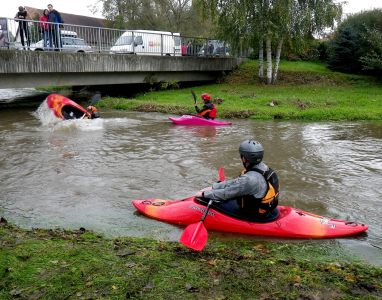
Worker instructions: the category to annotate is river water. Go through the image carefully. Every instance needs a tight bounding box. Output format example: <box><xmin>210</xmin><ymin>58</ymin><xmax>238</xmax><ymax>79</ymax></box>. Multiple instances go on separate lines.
<box><xmin>1</xmin><ymin>89</ymin><xmax>381</xmax><ymax>266</ymax></box>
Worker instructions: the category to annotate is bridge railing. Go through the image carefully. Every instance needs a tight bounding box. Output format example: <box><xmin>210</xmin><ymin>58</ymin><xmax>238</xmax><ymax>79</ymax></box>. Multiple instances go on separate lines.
<box><xmin>0</xmin><ymin>17</ymin><xmax>236</xmax><ymax>57</ymax></box>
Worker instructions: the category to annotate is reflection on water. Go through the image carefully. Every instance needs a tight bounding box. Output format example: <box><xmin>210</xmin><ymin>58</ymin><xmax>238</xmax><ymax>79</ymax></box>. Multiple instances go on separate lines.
<box><xmin>0</xmin><ymin>92</ymin><xmax>381</xmax><ymax>266</ymax></box>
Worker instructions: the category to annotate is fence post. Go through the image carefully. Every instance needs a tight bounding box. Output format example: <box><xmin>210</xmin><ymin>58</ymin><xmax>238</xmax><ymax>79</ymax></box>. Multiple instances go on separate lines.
<box><xmin>98</xmin><ymin>27</ymin><xmax>101</xmax><ymax>53</ymax></box>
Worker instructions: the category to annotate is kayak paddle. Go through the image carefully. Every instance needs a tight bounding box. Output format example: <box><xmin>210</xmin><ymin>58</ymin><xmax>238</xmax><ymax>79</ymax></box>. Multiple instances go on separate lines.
<box><xmin>179</xmin><ymin>166</ymin><xmax>225</xmax><ymax>251</ymax></box>
<box><xmin>218</xmin><ymin>166</ymin><xmax>225</xmax><ymax>181</ymax></box>
<box><xmin>179</xmin><ymin>199</ymin><xmax>213</xmax><ymax>251</ymax></box>
<box><xmin>191</xmin><ymin>90</ymin><xmax>197</xmax><ymax>103</ymax></box>
<box><xmin>81</xmin><ymin>93</ymin><xmax>101</xmax><ymax>119</ymax></box>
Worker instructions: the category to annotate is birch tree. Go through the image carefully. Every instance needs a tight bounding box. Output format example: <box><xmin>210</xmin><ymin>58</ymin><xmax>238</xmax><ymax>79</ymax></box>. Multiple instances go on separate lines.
<box><xmin>195</xmin><ymin>0</ymin><xmax>343</xmax><ymax>84</ymax></box>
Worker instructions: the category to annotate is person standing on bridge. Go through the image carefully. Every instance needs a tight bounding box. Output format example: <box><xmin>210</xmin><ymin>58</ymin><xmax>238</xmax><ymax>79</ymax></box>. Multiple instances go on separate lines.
<box><xmin>15</xmin><ymin>6</ymin><xmax>31</xmax><ymax>50</ymax></box>
<box><xmin>47</xmin><ymin>4</ymin><xmax>64</xmax><ymax>51</ymax></box>
<box><xmin>39</xmin><ymin>9</ymin><xmax>52</xmax><ymax>51</ymax></box>
<box><xmin>186</xmin><ymin>41</ymin><xmax>193</xmax><ymax>56</ymax></box>
<box><xmin>194</xmin><ymin>93</ymin><xmax>217</xmax><ymax>120</ymax></box>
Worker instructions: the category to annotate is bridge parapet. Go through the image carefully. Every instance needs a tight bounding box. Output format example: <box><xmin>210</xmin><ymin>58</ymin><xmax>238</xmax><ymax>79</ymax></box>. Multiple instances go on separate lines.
<box><xmin>0</xmin><ymin>50</ymin><xmax>243</xmax><ymax>89</ymax></box>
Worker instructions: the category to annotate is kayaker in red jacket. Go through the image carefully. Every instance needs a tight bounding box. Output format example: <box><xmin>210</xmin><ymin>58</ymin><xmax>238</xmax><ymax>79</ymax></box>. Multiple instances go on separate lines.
<box><xmin>194</xmin><ymin>93</ymin><xmax>217</xmax><ymax>120</ymax></box>
<box><xmin>195</xmin><ymin>140</ymin><xmax>279</xmax><ymax>219</ymax></box>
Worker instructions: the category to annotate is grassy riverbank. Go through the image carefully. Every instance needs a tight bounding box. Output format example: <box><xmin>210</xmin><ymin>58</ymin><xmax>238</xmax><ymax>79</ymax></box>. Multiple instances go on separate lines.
<box><xmin>1</xmin><ymin>221</ymin><xmax>381</xmax><ymax>299</ymax></box>
<box><xmin>97</xmin><ymin>60</ymin><xmax>382</xmax><ymax>121</ymax></box>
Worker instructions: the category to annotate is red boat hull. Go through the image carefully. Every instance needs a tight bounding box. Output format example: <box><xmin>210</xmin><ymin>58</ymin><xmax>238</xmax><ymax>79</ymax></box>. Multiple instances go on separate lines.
<box><xmin>46</xmin><ymin>94</ymin><xmax>90</xmax><ymax>120</ymax></box>
<box><xmin>133</xmin><ymin>197</ymin><xmax>368</xmax><ymax>238</ymax></box>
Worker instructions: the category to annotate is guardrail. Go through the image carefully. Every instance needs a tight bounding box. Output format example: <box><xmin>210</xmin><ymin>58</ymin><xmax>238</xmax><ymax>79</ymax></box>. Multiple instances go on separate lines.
<box><xmin>0</xmin><ymin>17</ymin><xmax>234</xmax><ymax>57</ymax></box>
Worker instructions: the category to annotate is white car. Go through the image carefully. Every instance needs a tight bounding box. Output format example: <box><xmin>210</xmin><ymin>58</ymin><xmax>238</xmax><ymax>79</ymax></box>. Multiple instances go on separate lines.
<box><xmin>29</xmin><ymin>37</ymin><xmax>93</xmax><ymax>53</ymax></box>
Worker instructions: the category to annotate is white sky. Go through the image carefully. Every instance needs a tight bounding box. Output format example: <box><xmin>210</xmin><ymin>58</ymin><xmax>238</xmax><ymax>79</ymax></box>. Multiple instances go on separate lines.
<box><xmin>0</xmin><ymin>1</ymin><xmax>103</xmax><ymax>19</ymax></box>
<box><xmin>0</xmin><ymin>0</ymin><xmax>381</xmax><ymax>23</ymax></box>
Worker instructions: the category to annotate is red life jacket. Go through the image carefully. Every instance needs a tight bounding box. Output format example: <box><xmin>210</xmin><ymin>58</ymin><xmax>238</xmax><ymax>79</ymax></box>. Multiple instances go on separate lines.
<box><xmin>209</xmin><ymin>104</ymin><xmax>217</xmax><ymax>118</ymax></box>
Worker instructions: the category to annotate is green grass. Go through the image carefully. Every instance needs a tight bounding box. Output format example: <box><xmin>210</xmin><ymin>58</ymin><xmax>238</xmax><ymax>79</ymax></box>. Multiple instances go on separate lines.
<box><xmin>1</xmin><ymin>223</ymin><xmax>381</xmax><ymax>299</ymax></box>
<box><xmin>97</xmin><ymin>60</ymin><xmax>382</xmax><ymax>121</ymax></box>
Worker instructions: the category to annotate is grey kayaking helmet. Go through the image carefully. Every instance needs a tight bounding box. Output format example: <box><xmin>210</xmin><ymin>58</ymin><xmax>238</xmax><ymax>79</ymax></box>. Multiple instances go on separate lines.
<box><xmin>239</xmin><ymin>140</ymin><xmax>264</xmax><ymax>165</ymax></box>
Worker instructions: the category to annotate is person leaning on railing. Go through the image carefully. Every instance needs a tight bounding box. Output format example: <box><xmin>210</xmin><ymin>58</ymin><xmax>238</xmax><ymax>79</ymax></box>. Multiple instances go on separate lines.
<box><xmin>14</xmin><ymin>6</ymin><xmax>32</xmax><ymax>50</ymax></box>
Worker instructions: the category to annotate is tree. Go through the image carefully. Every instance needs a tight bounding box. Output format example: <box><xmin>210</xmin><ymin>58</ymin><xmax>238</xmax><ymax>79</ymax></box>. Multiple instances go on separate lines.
<box><xmin>90</xmin><ymin>0</ymin><xmax>216</xmax><ymax>37</ymax></box>
<box><xmin>359</xmin><ymin>24</ymin><xmax>382</xmax><ymax>72</ymax></box>
<box><xmin>194</xmin><ymin>0</ymin><xmax>342</xmax><ymax>84</ymax></box>
<box><xmin>327</xmin><ymin>9</ymin><xmax>382</xmax><ymax>74</ymax></box>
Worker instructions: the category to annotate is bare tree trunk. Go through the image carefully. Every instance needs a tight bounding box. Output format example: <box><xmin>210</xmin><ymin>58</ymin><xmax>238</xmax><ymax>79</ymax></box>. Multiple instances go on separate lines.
<box><xmin>272</xmin><ymin>37</ymin><xmax>283</xmax><ymax>85</ymax></box>
<box><xmin>266</xmin><ymin>35</ymin><xmax>272</xmax><ymax>85</ymax></box>
<box><xmin>258</xmin><ymin>38</ymin><xmax>264</xmax><ymax>81</ymax></box>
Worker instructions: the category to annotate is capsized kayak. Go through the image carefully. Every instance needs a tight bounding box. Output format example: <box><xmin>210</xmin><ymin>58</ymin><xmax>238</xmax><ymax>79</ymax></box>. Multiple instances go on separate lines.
<box><xmin>169</xmin><ymin>115</ymin><xmax>232</xmax><ymax>126</ymax></box>
<box><xmin>132</xmin><ymin>197</ymin><xmax>368</xmax><ymax>238</ymax></box>
<box><xmin>46</xmin><ymin>94</ymin><xmax>91</xmax><ymax>120</ymax></box>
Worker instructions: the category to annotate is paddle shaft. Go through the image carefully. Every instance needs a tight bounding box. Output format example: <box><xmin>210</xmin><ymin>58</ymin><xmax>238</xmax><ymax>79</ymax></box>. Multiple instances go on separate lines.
<box><xmin>191</xmin><ymin>199</ymin><xmax>214</xmax><ymax>244</ymax></box>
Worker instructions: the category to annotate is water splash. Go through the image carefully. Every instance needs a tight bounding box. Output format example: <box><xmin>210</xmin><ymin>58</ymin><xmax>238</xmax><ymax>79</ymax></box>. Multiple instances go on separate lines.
<box><xmin>31</xmin><ymin>99</ymin><xmax>62</xmax><ymax>125</ymax></box>
<box><xmin>31</xmin><ymin>98</ymin><xmax>104</xmax><ymax>132</ymax></box>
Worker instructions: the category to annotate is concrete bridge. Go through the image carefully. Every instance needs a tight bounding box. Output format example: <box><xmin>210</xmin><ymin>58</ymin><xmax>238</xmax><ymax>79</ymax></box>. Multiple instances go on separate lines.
<box><xmin>0</xmin><ymin>50</ymin><xmax>243</xmax><ymax>89</ymax></box>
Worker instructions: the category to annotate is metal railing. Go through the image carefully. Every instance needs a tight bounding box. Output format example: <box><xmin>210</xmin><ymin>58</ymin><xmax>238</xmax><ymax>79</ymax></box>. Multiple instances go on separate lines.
<box><xmin>0</xmin><ymin>17</ymin><xmax>234</xmax><ymax>57</ymax></box>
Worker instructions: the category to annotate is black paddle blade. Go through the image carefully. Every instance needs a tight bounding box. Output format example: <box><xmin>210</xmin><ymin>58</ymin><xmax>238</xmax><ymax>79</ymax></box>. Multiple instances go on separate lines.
<box><xmin>90</xmin><ymin>94</ymin><xmax>101</xmax><ymax>106</ymax></box>
<box><xmin>191</xmin><ymin>90</ymin><xmax>196</xmax><ymax>103</ymax></box>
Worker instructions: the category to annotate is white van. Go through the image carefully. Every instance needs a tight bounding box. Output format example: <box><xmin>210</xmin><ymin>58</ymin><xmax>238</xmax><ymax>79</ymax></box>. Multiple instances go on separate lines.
<box><xmin>110</xmin><ymin>30</ymin><xmax>181</xmax><ymax>56</ymax></box>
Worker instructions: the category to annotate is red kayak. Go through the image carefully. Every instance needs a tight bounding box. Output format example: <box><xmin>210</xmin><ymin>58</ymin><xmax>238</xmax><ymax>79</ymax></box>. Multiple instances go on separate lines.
<box><xmin>132</xmin><ymin>197</ymin><xmax>368</xmax><ymax>238</ymax></box>
<box><xmin>169</xmin><ymin>115</ymin><xmax>232</xmax><ymax>126</ymax></box>
<box><xmin>46</xmin><ymin>94</ymin><xmax>92</xmax><ymax>120</ymax></box>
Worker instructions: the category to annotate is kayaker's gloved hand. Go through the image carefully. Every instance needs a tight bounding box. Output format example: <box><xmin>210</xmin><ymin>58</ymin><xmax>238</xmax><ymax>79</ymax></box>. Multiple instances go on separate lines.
<box><xmin>195</xmin><ymin>186</ymin><xmax>212</xmax><ymax>198</ymax></box>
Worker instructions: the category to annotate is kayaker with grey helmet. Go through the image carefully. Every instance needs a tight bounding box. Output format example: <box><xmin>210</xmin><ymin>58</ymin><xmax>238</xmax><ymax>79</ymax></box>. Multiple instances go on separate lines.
<box><xmin>195</xmin><ymin>140</ymin><xmax>280</xmax><ymax>219</ymax></box>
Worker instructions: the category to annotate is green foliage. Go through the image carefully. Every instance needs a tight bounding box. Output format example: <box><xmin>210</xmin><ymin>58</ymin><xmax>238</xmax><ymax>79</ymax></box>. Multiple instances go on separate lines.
<box><xmin>359</xmin><ymin>25</ymin><xmax>382</xmax><ymax>72</ymax></box>
<box><xmin>317</xmin><ymin>41</ymin><xmax>329</xmax><ymax>61</ymax></box>
<box><xmin>327</xmin><ymin>9</ymin><xmax>382</xmax><ymax>74</ymax></box>
<box><xmin>99</xmin><ymin>0</ymin><xmax>216</xmax><ymax>37</ymax></box>
<box><xmin>160</xmin><ymin>80</ymin><xmax>180</xmax><ymax>90</ymax></box>
<box><xmin>248</xmin><ymin>51</ymin><xmax>258</xmax><ymax>60</ymax></box>
<box><xmin>194</xmin><ymin>0</ymin><xmax>342</xmax><ymax>83</ymax></box>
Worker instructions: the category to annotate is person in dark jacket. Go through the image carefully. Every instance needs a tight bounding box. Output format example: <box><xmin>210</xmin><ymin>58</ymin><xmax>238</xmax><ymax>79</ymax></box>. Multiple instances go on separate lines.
<box><xmin>47</xmin><ymin>4</ymin><xmax>64</xmax><ymax>51</ymax></box>
<box><xmin>194</xmin><ymin>93</ymin><xmax>217</xmax><ymax>120</ymax></box>
<box><xmin>15</xmin><ymin>6</ymin><xmax>31</xmax><ymax>50</ymax></box>
<box><xmin>195</xmin><ymin>140</ymin><xmax>280</xmax><ymax>219</ymax></box>
<box><xmin>208</xmin><ymin>40</ymin><xmax>214</xmax><ymax>56</ymax></box>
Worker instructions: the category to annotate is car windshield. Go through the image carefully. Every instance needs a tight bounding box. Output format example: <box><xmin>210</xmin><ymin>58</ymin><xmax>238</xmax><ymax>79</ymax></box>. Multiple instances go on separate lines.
<box><xmin>115</xmin><ymin>36</ymin><xmax>133</xmax><ymax>46</ymax></box>
<box><xmin>74</xmin><ymin>39</ymin><xmax>87</xmax><ymax>46</ymax></box>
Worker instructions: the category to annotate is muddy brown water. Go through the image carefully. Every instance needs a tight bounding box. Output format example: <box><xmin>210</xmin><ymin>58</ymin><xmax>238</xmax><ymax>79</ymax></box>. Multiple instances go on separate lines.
<box><xmin>0</xmin><ymin>92</ymin><xmax>381</xmax><ymax>266</ymax></box>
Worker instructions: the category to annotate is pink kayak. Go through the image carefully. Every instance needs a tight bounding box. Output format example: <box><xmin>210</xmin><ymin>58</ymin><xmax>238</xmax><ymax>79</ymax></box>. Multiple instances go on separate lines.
<box><xmin>169</xmin><ymin>115</ymin><xmax>232</xmax><ymax>126</ymax></box>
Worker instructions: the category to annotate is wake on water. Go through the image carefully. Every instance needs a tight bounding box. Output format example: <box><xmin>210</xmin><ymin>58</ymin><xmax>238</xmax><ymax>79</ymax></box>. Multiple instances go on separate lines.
<box><xmin>31</xmin><ymin>99</ymin><xmax>104</xmax><ymax>131</ymax></box>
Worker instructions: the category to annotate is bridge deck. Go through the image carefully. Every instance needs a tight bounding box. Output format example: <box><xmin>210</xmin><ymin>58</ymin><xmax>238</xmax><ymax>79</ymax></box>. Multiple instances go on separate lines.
<box><xmin>0</xmin><ymin>50</ymin><xmax>242</xmax><ymax>89</ymax></box>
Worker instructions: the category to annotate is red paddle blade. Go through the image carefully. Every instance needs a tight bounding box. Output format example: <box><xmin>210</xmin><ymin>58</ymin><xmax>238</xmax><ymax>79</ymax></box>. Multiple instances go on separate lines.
<box><xmin>219</xmin><ymin>167</ymin><xmax>225</xmax><ymax>181</ymax></box>
<box><xmin>180</xmin><ymin>221</ymin><xmax>208</xmax><ymax>251</ymax></box>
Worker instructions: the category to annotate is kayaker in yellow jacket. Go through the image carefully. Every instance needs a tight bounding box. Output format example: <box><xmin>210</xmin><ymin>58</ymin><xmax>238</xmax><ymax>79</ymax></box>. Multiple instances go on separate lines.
<box><xmin>195</xmin><ymin>140</ymin><xmax>280</xmax><ymax>219</ymax></box>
